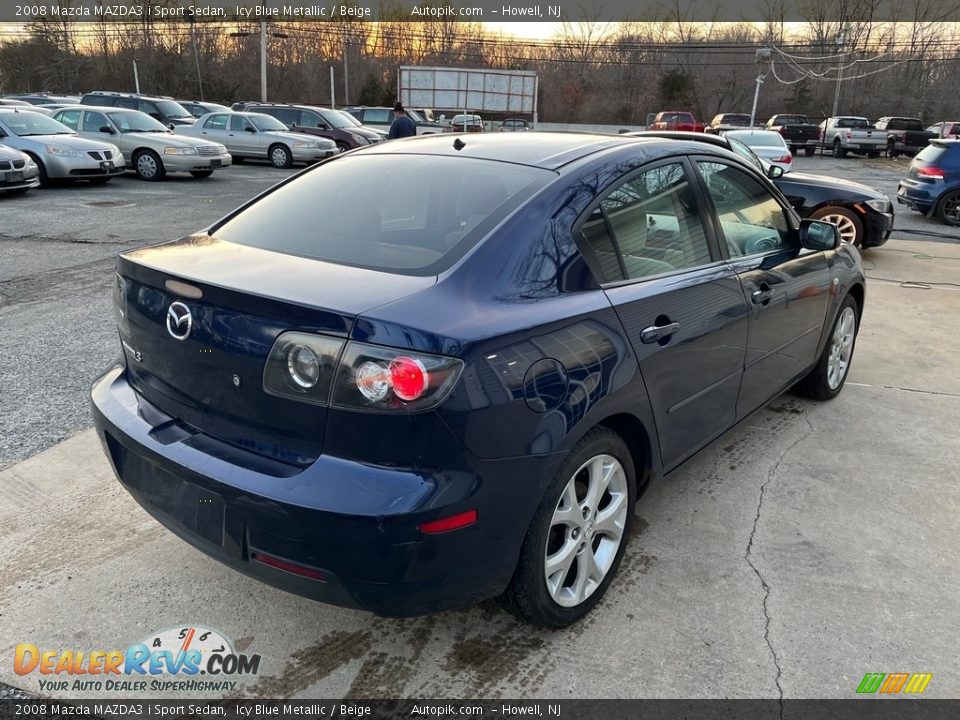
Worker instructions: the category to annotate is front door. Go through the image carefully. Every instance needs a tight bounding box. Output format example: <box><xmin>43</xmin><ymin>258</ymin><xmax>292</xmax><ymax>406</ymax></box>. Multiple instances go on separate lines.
<box><xmin>694</xmin><ymin>160</ymin><xmax>831</xmax><ymax>417</ymax></box>
<box><xmin>581</xmin><ymin>159</ymin><xmax>750</xmax><ymax>470</ymax></box>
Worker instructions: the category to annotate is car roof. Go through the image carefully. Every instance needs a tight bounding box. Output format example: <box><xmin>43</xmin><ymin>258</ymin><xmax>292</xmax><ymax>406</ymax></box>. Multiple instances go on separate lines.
<box><xmin>356</xmin><ymin>132</ymin><xmax>738</xmax><ymax>171</ymax></box>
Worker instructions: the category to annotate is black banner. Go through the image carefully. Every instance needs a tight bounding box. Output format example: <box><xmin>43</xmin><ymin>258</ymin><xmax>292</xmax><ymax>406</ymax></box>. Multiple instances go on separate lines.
<box><xmin>2</xmin><ymin>700</ymin><xmax>960</xmax><ymax>720</ymax></box>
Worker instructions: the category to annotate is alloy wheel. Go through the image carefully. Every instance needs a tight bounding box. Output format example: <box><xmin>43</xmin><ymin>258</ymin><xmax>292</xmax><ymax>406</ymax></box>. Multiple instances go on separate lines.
<box><xmin>941</xmin><ymin>192</ymin><xmax>960</xmax><ymax>225</ymax></box>
<box><xmin>827</xmin><ymin>307</ymin><xmax>856</xmax><ymax>390</ymax></box>
<box><xmin>818</xmin><ymin>213</ymin><xmax>858</xmax><ymax>244</ymax></box>
<box><xmin>544</xmin><ymin>454</ymin><xmax>628</xmax><ymax>607</ymax></box>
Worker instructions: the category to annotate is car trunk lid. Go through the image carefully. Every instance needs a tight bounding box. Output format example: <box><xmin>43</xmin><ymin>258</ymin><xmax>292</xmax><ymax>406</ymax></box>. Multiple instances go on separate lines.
<box><xmin>116</xmin><ymin>234</ymin><xmax>435</xmax><ymax>465</ymax></box>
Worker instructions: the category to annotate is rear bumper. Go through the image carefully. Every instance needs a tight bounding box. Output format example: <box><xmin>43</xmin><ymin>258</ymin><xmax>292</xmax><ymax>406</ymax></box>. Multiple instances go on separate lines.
<box><xmin>896</xmin><ymin>180</ymin><xmax>937</xmax><ymax>214</ymax></box>
<box><xmin>91</xmin><ymin>365</ymin><xmax>551</xmax><ymax>616</ymax></box>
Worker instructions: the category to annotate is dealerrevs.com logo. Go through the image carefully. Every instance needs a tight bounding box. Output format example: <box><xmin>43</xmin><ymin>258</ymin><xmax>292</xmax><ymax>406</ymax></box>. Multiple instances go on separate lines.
<box><xmin>14</xmin><ymin>626</ymin><xmax>261</xmax><ymax>693</ymax></box>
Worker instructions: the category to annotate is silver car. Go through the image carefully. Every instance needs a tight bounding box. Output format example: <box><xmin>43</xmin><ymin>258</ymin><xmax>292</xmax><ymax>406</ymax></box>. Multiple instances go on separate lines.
<box><xmin>0</xmin><ymin>144</ymin><xmax>40</xmax><ymax>194</ymax></box>
<box><xmin>0</xmin><ymin>108</ymin><xmax>124</xmax><ymax>184</ymax></box>
<box><xmin>53</xmin><ymin>106</ymin><xmax>231</xmax><ymax>181</ymax></box>
<box><xmin>184</xmin><ymin>112</ymin><xmax>338</xmax><ymax>168</ymax></box>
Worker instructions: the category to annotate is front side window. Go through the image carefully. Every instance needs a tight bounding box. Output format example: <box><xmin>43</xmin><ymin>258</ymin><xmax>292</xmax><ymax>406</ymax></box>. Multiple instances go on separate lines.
<box><xmin>229</xmin><ymin>115</ymin><xmax>255</xmax><ymax>132</ymax></box>
<box><xmin>82</xmin><ymin>111</ymin><xmax>109</xmax><ymax>132</ymax></box>
<box><xmin>697</xmin><ymin>161</ymin><xmax>792</xmax><ymax>257</ymax></box>
<box><xmin>580</xmin><ymin>162</ymin><xmax>714</xmax><ymax>282</ymax></box>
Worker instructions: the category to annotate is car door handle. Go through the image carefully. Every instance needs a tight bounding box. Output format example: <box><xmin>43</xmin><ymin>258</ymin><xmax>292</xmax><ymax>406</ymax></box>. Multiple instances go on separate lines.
<box><xmin>751</xmin><ymin>287</ymin><xmax>774</xmax><ymax>305</ymax></box>
<box><xmin>640</xmin><ymin>322</ymin><xmax>680</xmax><ymax>344</ymax></box>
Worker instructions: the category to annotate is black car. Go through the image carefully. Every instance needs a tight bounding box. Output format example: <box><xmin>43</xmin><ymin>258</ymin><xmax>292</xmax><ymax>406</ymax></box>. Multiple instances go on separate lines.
<box><xmin>91</xmin><ymin>133</ymin><xmax>862</xmax><ymax>627</ymax></box>
<box><xmin>80</xmin><ymin>92</ymin><xmax>195</xmax><ymax>127</ymax></box>
<box><xmin>635</xmin><ymin>131</ymin><xmax>893</xmax><ymax>249</ymax></box>
<box><xmin>177</xmin><ymin>100</ymin><xmax>231</xmax><ymax>119</ymax></box>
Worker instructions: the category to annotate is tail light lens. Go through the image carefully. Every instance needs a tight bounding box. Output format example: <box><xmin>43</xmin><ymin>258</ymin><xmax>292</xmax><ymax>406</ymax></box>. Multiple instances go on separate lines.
<box><xmin>846</xmin><ymin>131</ymin><xmax>853</xmax><ymax>139</ymax></box>
<box><xmin>332</xmin><ymin>342</ymin><xmax>464</xmax><ymax>412</ymax></box>
<box><xmin>262</xmin><ymin>332</ymin><xmax>463</xmax><ymax>412</ymax></box>
<box><xmin>916</xmin><ymin>166</ymin><xmax>945</xmax><ymax>179</ymax></box>
<box><xmin>262</xmin><ymin>332</ymin><xmax>344</xmax><ymax>405</ymax></box>
<box><xmin>775</xmin><ymin>154</ymin><xmax>792</xmax><ymax>163</ymax></box>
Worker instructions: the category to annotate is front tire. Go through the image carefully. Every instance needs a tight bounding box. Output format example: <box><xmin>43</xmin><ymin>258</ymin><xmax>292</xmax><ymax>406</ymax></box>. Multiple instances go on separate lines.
<box><xmin>794</xmin><ymin>295</ymin><xmax>859</xmax><ymax>401</ymax></box>
<box><xmin>936</xmin><ymin>190</ymin><xmax>960</xmax><ymax>227</ymax></box>
<box><xmin>269</xmin><ymin>144</ymin><xmax>293</xmax><ymax>169</ymax></box>
<box><xmin>134</xmin><ymin>150</ymin><xmax>165</xmax><ymax>181</ymax></box>
<box><xmin>809</xmin><ymin>205</ymin><xmax>864</xmax><ymax>248</ymax></box>
<box><xmin>25</xmin><ymin>153</ymin><xmax>50</xmax><ymax>186</ymax></box>
<box><xmin>501</xmin><ymin>427</ymin><xmax>636</xmax><ymax>628</ymax></box>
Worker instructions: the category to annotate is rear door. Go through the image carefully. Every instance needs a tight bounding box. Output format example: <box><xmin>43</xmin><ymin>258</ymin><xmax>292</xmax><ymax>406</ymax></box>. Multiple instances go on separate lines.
<box><xmin>694</xmin><ymin>159</ymin><xmax>831</xmax><ymax>417</ymax></box>
<box><xmin>581</xmin><ymin>158</ymin><xmax>750</xmax><ymax>470</ymax></box>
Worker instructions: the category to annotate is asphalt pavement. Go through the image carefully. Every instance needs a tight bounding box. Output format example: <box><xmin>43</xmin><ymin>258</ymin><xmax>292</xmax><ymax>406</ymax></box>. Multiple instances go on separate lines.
<box><xmin>1</xmin><ymin>154</ymin><xmax>958</xmax><ymax>700</ymax></box>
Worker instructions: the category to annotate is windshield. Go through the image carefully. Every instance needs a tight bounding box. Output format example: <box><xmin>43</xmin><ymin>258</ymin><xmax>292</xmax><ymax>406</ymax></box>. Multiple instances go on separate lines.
<box><xmin>319</xmin><ymin>109</ymin><xmax>354</xmax><ymax>129</ymax></box>
<box><xmin>154</xmin><ymin>100</ymin><xmax>192</xmax><ymax>119</ymax></box>
<box><xmin>109</xmin><ymin>111</ymin><xmax>167</xmax><ymax>133</ymax></box>
<box><xmin>0</xmin><ymin>111</ymin><xmax>74</xmax><ymax>136</ymax></box>
<box><xmin>250</xmin><ymin>114</ymin><xmax>289</xmax><ymax>132</ymax></box>
<box><xmin>214</xmin><ymin>154</ymin><xmax>552</xmax><ymax>275</ymax></box>
<box><xmin>332</xmin><ymin>109</ymin><xmax>363</xmax><ymax>128</ymax></box>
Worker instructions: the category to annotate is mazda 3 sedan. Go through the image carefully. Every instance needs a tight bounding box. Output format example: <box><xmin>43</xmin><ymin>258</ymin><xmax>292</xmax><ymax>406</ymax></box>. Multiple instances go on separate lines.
<box><xmin>92</xmin><ymin>133</ymin><xmax>864</xmax><ymax>627</ymax></box>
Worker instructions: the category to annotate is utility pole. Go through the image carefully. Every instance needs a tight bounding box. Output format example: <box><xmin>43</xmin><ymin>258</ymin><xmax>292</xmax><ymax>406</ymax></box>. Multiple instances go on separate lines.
<box><xmin>832</xmin><ymin>27</ymin><xmax>848</xmax><ymax>117</ymax></box>
<box><xmin>132</xmin><ymin>59</ymin><xmax>140</xmax><ymax>94</ymax></box>
<box><xmin>187</xmin><ymin>10</ymin><xmax>204</xmax><ymax>100</ymax></box>
<box><xmin>260</xmin><ymin>21</ymin><xmax>267</xmax><ymax>102</ymax></box>
<box><xmin>751</xmin><ymin>48</ymin><xmax>772</xmax><ymax>127</ymax></box>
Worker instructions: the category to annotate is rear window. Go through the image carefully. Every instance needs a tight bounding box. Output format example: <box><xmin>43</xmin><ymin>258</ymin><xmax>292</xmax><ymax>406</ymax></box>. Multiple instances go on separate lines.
<box><xmin>836</xmin><ymin>118</ymin><xmax>870</xmax><ymax>129</ymax></box>
<box><xmin>213</xmin><ymin>154</ymin><xmax>553</xmax><ymax>276</ymax></box>
<box><xmin>915</xmin><ymin>145</ymin><xmax>947</xmax><ymax>164</ymax></box>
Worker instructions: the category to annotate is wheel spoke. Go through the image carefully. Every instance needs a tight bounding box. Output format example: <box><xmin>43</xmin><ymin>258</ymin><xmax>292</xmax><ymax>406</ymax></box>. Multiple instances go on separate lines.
<box><xmin>552</xmin><ymin>479</ymin><xmax>580</xmax><ymax>527</ymax></box>
<box><xmin>571</xmin><ymin>548</ymin><xmax>603</xmax><ymax>604</ymax></box>
<box><xmin>593</xmin><ymin>492</ymin><xmax>627</xmax><ymax>540</ymax></box>
<box><xmin>544</xmin><ymin>538</ymin><xmax>578</xmax><ymax>598</ymax></box>
<box><xmin>583</xmin><ymin>456</ymin><xmax>614</xmax><ymax>515</ymax></box>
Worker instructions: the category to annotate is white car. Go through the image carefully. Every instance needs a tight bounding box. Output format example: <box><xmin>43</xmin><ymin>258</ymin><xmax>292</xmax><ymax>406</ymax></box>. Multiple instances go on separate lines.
<box><xmin>722</xmin><ymin>129</ymin><xmax>793</xmax><ymax>173</ymax></box>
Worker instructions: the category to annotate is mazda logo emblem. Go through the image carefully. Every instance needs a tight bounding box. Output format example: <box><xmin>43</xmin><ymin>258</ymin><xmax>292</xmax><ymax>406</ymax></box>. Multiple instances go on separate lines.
<box><xmin>166</xmin><ymin>301</ymin><xmax>193</xmax><ymax>341</ymax></box>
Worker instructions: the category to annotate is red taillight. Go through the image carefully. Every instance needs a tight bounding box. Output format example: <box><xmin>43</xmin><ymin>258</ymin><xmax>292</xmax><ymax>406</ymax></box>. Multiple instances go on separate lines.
<box><xmin>251</xmin><ymin>552</ymin><xmax>326</xmax><ymax>581</ymax></box>
<box><xmin>419</xmin><ymin>509</ymin><xmax>478</xmax><ymax>534</ymax></box>
<box><xmin>846</xmin><ymin>131</ymin><xmax>853</xmax><ymax>139</ymax></box>
<box><xmin>389</xmin><ymin>356</ymin><xmax>428</xmax><ymax>401</ymax></box>
<box><xmin>917</xmin><ymin>166</ymin><xmax>945</xmax><ymax>179</ymax></box>
<box><xmin>777</xmin><ymin>126</ymin><xmax>786</xmax><ymax>135</ymax></box>
<box><xmin>775</xmin><ymin>154</ymin><xmax>792</xmax><ymax>163</ymax></box>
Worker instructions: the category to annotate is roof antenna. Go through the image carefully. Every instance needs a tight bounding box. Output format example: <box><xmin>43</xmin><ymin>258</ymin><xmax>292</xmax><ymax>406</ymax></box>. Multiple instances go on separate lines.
<box><xmin>453</xmin><ymin>138</ymin><xmax>466</xmax><ymax>151</ymax></box>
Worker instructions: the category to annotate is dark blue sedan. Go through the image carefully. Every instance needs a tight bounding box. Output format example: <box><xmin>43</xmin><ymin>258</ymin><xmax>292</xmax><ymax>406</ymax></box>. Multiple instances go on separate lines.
<box><xmin>92</xmin><ymin>133</ymin><xmax>865</xmax><ymax>627</ymax></box>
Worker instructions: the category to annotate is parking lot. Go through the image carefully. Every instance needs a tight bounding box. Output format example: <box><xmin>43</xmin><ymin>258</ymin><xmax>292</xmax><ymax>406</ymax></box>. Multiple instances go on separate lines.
<box><xmin>1</xmin><ymin>153</ymin><xmax>959</xmax><ymax>699</ymax></box>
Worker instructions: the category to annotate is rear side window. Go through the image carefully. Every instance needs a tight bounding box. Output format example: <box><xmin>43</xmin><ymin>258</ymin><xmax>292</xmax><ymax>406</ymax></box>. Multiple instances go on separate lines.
<box><xmin>363</xmin><ymin>109</ymin><xmax>391</xmax><ymax>124</ymax></box>
<box><xmin>213</xmin><ymin>154</ymin><xmax>552</xmax><ymax>275</ymax></box>
<box><xmin>56</xmin><ymin>110</ymin><xmax>80</xmax><ymax>130</ymax></box>
<box><xmin>915</xmin><ymin>145</ymin><xmax>947</xmax><ymax>164</ymax></box>
<box><xmin>204</xmin><ymin>114</ymin><xmax>228</xmax><ymax>130</ymax></box>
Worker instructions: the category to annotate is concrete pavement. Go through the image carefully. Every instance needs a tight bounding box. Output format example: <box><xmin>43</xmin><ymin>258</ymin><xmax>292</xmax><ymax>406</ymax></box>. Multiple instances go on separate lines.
<box><xmin>1</xmin><ymin>239</ymin><xmax>958</xmax><ymax>700</ymax></box>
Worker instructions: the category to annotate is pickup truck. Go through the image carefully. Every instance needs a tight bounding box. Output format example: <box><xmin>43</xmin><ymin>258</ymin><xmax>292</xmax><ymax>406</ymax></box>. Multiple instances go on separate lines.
<box><xmin>765</xmin><ymin>114</ymin><xmax>820</xmax><ymax>155</ymax></box>
<box><xmin>875</xmin><ymin>117</ymin><xmax>937</xmax><ymax>157</ymax></box>
<box><xmin>816</xmin><ymin>116</ymin><xmax>886</xmax><ymax>158</ymax></box>
<box><xmin>927</xmin><ymin>121</ymin><xmax>960</xmax><ymax>139</ymax></box>
<box><xmin>648</xmin><ymin>111</ymin><xmax>705</xmax><ymax>132</ymax></box>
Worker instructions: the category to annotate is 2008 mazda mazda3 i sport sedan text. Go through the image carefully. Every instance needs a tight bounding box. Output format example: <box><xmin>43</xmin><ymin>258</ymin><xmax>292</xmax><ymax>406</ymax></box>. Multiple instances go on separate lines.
<box><xmin>91</xmin><ymin>133</ymin><xmax>864</xmax><ymax>628</ymax></box>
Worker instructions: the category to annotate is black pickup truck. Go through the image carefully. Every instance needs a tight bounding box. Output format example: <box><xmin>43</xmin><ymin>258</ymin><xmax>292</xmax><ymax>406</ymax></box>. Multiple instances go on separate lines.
<box><xmin>875</xmin><ymin>117</ymin><xmax>937</xmax><ymax>157</ymax></box>
<box><xmin>765</xmin><ymin>114</ymin><xmax>820</xmax><ymax>155</ymax></box>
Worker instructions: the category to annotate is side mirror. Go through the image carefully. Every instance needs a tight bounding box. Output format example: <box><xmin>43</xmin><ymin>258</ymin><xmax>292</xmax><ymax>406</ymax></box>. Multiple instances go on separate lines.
<box><xmin>99</xmin><ymin>125</ymin><xmax>115</xmax><ymax>134</ymax></box>
<box><xmin>168</xmin><ymin>123</ymin><xmax>175</xmax><ymax>130</ymax></box>
<box><xmin>800</xmin><ymin>218</ymin><xmax>840</xmax><ymax>251</ymax></box>
<box><xmin>290</xmin><ymin>122</ymin><xmax>297</xmax><ymax>128</ymax></box>
<box><xmin>317</xmin><ymin>122</ymin><xmax>328</xmax><ymax>129</ymax></box>
<box><xmin>150</xmin><ymin>113</ymin><xmax>161</xmax><ymax>119</ymax></box>
<box><xmin>245</xmin><ymin>126</ymin><xmax>256</xmax><ymax>133</ymax></box>
<box><xmin>767</xmin><ymin>164</ymin><xmax>784</xmax><ymax>179</ymax></box>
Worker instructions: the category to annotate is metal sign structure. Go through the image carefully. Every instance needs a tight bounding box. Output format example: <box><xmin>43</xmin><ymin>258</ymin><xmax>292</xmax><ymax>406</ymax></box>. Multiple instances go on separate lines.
<box><xmin>399</xmin><ymin>66</ymin><xmax>539</xmax><ymax>126</ymax></box>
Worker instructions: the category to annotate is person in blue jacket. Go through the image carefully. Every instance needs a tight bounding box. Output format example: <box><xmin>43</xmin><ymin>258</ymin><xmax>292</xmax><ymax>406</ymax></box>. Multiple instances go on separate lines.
<box><xmin>388</xmin><ymin>102</ymin><xmax>417</xmax><ymax>139</ymax></box>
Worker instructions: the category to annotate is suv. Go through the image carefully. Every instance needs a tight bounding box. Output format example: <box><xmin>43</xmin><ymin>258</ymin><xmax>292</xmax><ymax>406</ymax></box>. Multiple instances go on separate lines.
<box><xmin>346</xmin><ymin>106</ymin><xmax>443</xmax><ymax>135</ymax></box>
<box><xmin>80</xmin><ymin>92</ymin><xmax>195</xmax><ymax>127</ymax></box>
<box><xmin>246</xmin><ymin>103</ymin><xmax>382</xmax><ymax>151</ymax></box>
<box><xmin>177</xmin><ymin>100</ymin><xmax>230</xmax><ymax>119</ymax></box>
<box><xmin>897</xmin><ymin>140</ymin><xmax>960</xmax><ymax>226</ymax></box>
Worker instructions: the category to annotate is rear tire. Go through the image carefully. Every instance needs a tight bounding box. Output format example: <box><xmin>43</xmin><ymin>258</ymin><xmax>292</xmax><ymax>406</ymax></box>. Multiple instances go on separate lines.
<box><xmin>832</xmin><ymin>139</ymin><xmax>846</xmax><ymax>158</ymax></box>
<box><xmin>888</xmin><ymin>142</ymin><xmax>899</xmax><ymax>158</ymax></box>
<box><xmin>804</xmin><ymin>147</ymin><xmax>815</xmax><ymax>157</ymax></box>
<box><xmin>936</xmin><ymin>190</ymin><xmax>960</xmax><ymax>227</ymax></box>
<box><xmin>500</xmin><ymin>427</ymin><xmax>636</xmax><ymax>628</ymax></box>
<box><xmin>794</xmin><ymin>295</ymin><xmax>858</xmax><ymax>401</ymax></box>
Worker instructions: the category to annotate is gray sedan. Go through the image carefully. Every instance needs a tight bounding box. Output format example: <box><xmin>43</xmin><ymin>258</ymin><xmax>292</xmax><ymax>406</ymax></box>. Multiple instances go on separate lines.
<box><xmin>0</xmin><ymin>144</ymin><xmax>40</xmax><ymax>194</ymax></box>
<box><xmin>0</xmin><ymin>108</ymin><xmax>124</xmax><ymax>184</ymax></box>
<box><xmin>184</xmin><ymin>112</ymin><xmax>338</xmax><ymax>168</ymax></box>
<box><xmin>53</xmin><ymin>106</ymin><xmax>231</xmax><ymax>181</ymax></box>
